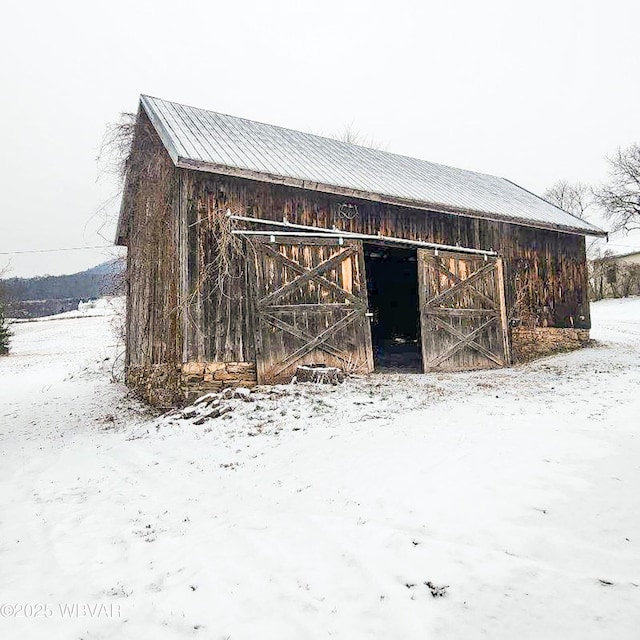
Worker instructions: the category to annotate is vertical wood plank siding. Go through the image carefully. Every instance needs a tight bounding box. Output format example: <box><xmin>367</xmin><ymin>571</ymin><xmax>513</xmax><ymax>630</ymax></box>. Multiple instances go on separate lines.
<box><xmin>124</xmin><ymin>113</ymin><xmax>181</xmax><ymax>368</ymax></box>
<box><xmin>124</xmin><ymin>120</ymin><xmax>590</xmax><ymax>370</ymax></box>
<box><xmin>250</xmin><ymin>237</ymin><xmax>374</xmax><ymax>383</ymax></box>
<box><xmin>177</xmin><ymin>171</ymin><xmax>590</xmax><ymax>364</ymax></box>
<box><xmin>417</xmin><ymin>250</ymin><xmax>509</xmax><ymax>371</ymax></box>
<box><xmin>180</xmin><ymin>171</ymin><xmax>257</xmax><ymax>364</ymax></box>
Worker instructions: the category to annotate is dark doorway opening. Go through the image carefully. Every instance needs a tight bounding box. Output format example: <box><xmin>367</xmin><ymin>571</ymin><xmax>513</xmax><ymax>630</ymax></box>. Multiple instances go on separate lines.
<box><xmin>363</xmin><ymin>243</ymin><xmax>423</xmax><ymax>372</ymax></box>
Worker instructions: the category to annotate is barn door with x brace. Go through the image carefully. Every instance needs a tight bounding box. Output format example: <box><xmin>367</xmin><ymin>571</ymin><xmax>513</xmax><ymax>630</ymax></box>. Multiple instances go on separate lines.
<box><xmin>249</xmin><ymin>236</ymin><xmax>374</xmax><ymax>384</ymax></box>
<box><xmin>417</xmin><ymin>249</ymin><xmax>511</xmax><ymax>371</ymax></box>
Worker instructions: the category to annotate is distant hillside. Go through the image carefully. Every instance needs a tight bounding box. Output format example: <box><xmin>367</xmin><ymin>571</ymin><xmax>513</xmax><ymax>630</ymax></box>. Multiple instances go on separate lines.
<box><xmin>0</xmin><ymin>260</ymin><xmax>125</xmax><ymax>318</ymax></box>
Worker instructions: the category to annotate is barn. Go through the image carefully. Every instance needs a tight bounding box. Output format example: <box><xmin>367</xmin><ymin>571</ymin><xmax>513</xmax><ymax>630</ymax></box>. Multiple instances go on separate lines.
<box><xmin>115</xmin><ymin>95</ymin><xmax>605</xmax><ymax>406</ymax></box>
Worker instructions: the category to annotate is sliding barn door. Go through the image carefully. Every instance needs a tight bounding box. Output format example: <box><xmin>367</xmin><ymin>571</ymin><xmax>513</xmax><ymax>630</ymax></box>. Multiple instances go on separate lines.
<box><xmin>250</xmin><ymin>237</ymin><xmax>374</xmax><ymax>384</ymax></box>
<box><xmin>418</xmin><ymin>249</ymin><xmax>510</xmax><ymax>372</ymax></box>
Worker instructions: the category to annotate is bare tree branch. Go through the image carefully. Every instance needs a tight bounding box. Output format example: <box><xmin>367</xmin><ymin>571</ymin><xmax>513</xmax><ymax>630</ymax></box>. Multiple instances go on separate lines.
<box><xmin>331</xmin><ymin>123</ymin><xmax>387</xmax><ymax>150</ymax></box>
<box><xmin>97</xmin><ymin>112</ymin><xmax>137</xmax><ymax>184</ymax></box>
<box><xmin>543</xmin><ymin>180</ymin><xmax>592</xmax><ymax>219</ymax></box>
<box><xmin>594</xmin><ymin>143</ymin><xmax>640</xmax><ymax>232</ymax></box>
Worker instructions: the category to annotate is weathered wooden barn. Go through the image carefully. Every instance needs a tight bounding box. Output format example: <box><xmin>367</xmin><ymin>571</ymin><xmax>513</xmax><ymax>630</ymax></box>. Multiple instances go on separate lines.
<box><xmin>116</xmin><ymin>95</ymin><xmax>605</xmax><ymax>405</ymax></box>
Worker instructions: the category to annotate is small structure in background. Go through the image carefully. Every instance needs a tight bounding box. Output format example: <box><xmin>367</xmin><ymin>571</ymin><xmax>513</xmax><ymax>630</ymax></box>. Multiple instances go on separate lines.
<box><xmin>116</xmin><ymin>95</ymin><xmax>605</xmax><ymax>406</ymax></box>
<box><xmin>591</xmin><ymin>250</ymin><xmax>640</xmax><ymax>300</ymax></box>
<box><xmin>1</xmin><ymin>260</ymin><xmax>124</xmax><ymax>319</ymax></box>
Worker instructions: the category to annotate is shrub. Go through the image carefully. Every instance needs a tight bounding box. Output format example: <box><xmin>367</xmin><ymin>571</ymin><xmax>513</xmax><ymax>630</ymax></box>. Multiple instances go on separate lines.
<box><xmin>0</xmin><ymin>305</ymin><xmax>11</xmax><ymax>355</ymax></box>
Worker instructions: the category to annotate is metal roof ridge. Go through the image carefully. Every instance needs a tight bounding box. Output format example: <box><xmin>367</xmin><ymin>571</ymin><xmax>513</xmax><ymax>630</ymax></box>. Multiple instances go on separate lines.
<box><xmin>138</xmin><ymin>94</ymin><xmax>607</xmax><ymax>238</ymax></box>
<box><xmin>140</xmin><ymin>94</ymin><xmax>507</xmax><ymax>183</ymax></box>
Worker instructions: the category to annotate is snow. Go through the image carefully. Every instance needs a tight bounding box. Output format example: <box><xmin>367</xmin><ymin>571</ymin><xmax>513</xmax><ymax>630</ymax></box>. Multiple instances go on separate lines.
<box><xmin>9</xmin><ymin>297</ymin><xmax>122</xmax><ymax>323</ymax></box>
<box><xmin>1</xmin><ymin>297</ymin><xmax>639</xmax><ymax>639</ymax></box>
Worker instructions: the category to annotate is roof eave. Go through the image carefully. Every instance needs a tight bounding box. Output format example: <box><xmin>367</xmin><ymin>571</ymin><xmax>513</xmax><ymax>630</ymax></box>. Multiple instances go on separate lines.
<box><xmin>140</xmin><ymin>95</ymin><xmax>181</xmax><ymax>165</ymax></box>
<box><xmin>175</xmin><ymin>156</ymin><xmax>608</xmax><ymax>238</ymax></box>
<box><xmin>115</xmin><ymin>97</ymin><xmax>177</xmax><ymax>247</ymax></box>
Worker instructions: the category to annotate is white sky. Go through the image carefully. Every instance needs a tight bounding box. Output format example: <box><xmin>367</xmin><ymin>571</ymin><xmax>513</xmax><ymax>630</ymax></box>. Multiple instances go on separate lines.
<box><xmin>1</xmin><ymin>0</ymin><xmax>639</xmax><ymax>277</ymax></box>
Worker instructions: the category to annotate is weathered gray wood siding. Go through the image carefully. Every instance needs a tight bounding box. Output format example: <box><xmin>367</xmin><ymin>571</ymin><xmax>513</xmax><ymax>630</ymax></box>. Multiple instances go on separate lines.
<box><xmin>177</xmin><ymin>171</ymin><xmax>590</xmax><ymax>364</ymax></box>
<box><xmin>179</xmin><ymin>171</ymin><xmax>256</xmax><ymax>364</ymax></box>
<box><xmin>122</xmin><ymin>120</ymin><xmax>590</xmax><ymax>371</ymax></box>
<box><xmin>123</xmin><ymin>113</ymin><xmax>182</xmax><ymax>368</ymax></box>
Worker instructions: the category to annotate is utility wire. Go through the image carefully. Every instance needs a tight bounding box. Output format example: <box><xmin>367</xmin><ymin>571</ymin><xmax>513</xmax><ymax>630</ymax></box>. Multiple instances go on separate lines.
<box><xmin>3</xmin><ymin>241</ymin><xmax>638</xmax><ymax>255</ymax></box>
<box><xmin>595</xmin><ymin>241</ymin><xmax>640</xmax><ymax>250</ymax></box>
<box><xmin>0</xmin><ymin>245</ymin><xmax>114</xmax><ymax>256</ymax></box>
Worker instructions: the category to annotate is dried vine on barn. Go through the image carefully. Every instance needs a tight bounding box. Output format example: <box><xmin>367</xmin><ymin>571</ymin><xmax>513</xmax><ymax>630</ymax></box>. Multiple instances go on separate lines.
<box><xmin>103</xmin><ymin>111</ymin><xmax>250</xmax><ymax>366</ymax></box>
<box><xmin>102</xmin><ymin>112</ymin><xmax>180</xmax><ymax>364</ymax></box>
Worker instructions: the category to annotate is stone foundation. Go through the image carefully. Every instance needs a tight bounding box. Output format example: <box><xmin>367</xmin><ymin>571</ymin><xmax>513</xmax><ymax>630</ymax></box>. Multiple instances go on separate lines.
<box><xmin>126</xmin><ymin>361</ymin><xmax>257</xmax><ymax>407</ymax></box>
<box><xmin>180</xmin><ymin>362</ymin><xmax>257</xmax><ymax>401</ymax></box>
<box><xmin>511</xmin><ymin>327</ymin><xmax>590</xmax><ymax>363</ymax></box>
<box><xmin>125</xmin><ymin>364</ymin><xmax>183</xmax><ymax>408</ymax></box>
<box><xmin>126</xmin><ymin>331</ymin><xmax>591</xmax><ymax>405</ymax></box>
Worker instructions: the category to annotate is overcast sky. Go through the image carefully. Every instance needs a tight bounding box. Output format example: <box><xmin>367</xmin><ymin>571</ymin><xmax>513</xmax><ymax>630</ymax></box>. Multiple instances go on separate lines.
<box><xmin>1</xmin><ymin>0</ymin><xmax>639</xmax><ymax>277</ymax></box>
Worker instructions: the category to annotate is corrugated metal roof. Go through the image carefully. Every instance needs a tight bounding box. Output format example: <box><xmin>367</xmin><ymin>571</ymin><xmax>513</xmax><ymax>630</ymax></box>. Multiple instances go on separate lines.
<box><xmin>140</xmin><ymin>94</ymin><xmax>605</xmax><ymax>237</ymax></box>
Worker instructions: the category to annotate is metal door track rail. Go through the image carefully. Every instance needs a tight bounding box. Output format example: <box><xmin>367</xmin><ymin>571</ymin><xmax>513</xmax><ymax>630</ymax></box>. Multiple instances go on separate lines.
<box><xmin>228</xmin><ymin>213</ymin><xmax>497</xmax><ymax>257</ymax></box>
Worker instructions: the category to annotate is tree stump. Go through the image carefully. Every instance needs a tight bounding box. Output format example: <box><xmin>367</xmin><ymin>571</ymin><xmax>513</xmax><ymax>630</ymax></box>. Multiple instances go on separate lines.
<box><xmin>295</xmin><ymin>364</ymin><xmax>344</xmax><ymax>385</ymax></box>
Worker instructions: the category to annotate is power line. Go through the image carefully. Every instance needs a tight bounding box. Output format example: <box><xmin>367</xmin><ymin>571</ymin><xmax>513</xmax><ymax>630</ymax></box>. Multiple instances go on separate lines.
<box><xmin>595</xmin><ymin>241</ymin><xmax>640</xmax><ymax>250</ymax></box>
<box><xmin>0</xmin><ymin>245</ymin><xmax>114</xmax><ymax>256</ymax></box>
<box><xmin>3</xmin><ymin>240</ymin><xmax>638</xmax><ymax>256</ymax></box>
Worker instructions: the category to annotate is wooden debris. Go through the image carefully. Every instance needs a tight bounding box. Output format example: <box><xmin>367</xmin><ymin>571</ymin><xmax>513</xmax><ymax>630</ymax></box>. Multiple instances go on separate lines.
<box><xmin>192</xmin><ymin>404</ymin><xmax>233</xmax><ymax>425</ymax></box>
<box><xmin>193</xmin><ymin>392</ymin><xmax>219</xmax><ymax>406</ymax></box>
<box><xmin>295</xmin><ymin>365</ymin><xmax>344</xmax><ymax>385</ymax></box>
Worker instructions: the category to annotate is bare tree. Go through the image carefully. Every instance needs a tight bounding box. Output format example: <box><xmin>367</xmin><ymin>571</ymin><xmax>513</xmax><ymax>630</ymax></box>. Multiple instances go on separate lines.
<box><xmin>97</xmin><ymin>112</ymin><xmax>137</xmax><ymax>183</ymax></box>
<box><xmin>91</xmin><ymin>112</ymin><xmax>138</xmax><ymax>247</ymax></box>
<box><xmin>331</xmin><ymin>123</ymin><xmax>386</xmax><ymax>150</ymax></box>
<box><xmin>594</xmin><ymin>143</ymin><xmax>640</xmax><ymax>232</ymax></box>
<box><xmin>543</xmin><ymin>180</ymin><xmax>591</xmax><ymax>219</ymax></box>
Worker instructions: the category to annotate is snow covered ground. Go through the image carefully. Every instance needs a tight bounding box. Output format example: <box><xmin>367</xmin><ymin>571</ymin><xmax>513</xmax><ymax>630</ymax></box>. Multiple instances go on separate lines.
<box><xmin>1</xmin><ymin>298</ymin><xmax>639</xmax><ymax>639</ymax></box>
